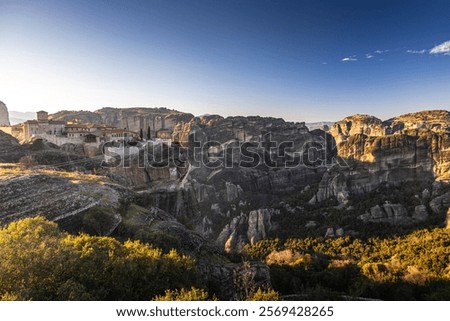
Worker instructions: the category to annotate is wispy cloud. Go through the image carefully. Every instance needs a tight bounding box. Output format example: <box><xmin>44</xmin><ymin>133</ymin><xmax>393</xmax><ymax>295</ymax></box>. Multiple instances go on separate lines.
<box><xmin>406</xmin><ymin>49</ymin><xmax>426</xmax><ymax>54</ymax></box>
<box><xmin>430</xmin><ymin>40</ymin><xmax>450</xmax><ymax>55</ymax></box>
<box><xmin>338</xmin><ymin>41</ymin><xmax>450</xmax><ymax>64</ymax></box>
<box><xmin>341</xmin><ymin>56</ymin><xmax>357</xmax><ymax>62</ymax></box>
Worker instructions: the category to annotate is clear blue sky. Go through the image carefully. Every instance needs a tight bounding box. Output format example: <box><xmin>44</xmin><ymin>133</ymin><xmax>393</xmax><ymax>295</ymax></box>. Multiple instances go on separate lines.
<box><xmin>0</xmin><ymin>0</ymin><xmax>449</xmax><ymax>122</ymax></box>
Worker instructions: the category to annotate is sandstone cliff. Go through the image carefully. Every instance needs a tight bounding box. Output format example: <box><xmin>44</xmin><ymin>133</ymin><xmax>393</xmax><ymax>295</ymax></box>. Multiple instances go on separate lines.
<box><xmin>312</xmin><ymin>110</ymin><xmax>450</xmax><ymax>207</ymax></box>
<box><xmin>329</xmin><ymin>114</ymin><xmax>385</xmax><ymax>144</ymax></box>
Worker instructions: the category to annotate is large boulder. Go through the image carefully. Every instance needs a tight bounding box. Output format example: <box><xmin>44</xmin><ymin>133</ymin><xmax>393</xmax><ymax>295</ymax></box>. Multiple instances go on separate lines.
<box><xmin>329</xmin><ymin>114</ymin><xmax>385</xmax><ymax>144</ymax></box>
<box><xmin>0</xmin><ymin>131</ymin><xmax>27</xmax><ymax>162</ymax></box>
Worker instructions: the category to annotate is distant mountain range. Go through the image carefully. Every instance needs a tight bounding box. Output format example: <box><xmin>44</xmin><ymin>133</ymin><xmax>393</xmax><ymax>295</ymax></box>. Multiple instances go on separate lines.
<box><xmin>8</xmin><ymin>109</ymin><xmax>336</xmax><ymax>132</ymax></box>
<box><xmin>305</xmin><ymin>121</ymin><xmax>334</xmax><ymax>130</ymax></box>
<box><xmin>9</xmin><ymin>111</ymin><xmax>36</xmax><ymax>125</ymax></box>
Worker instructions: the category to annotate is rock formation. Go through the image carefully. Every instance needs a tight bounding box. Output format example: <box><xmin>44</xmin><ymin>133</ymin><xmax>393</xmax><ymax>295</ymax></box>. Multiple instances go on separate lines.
<box><xmin>0</xmin><ymin>101</ymin><xmax>10</xmax><ymax>126</ymax></box>
<box><xmin>358</xmin><ymin>204</ymin><xmax>411</xmax><ymax>225</ymax></box>
<box><xmin>50</xmin><ymin>107</ymin><xmax>194</xmax><ymax>135</ymax></box>
<box><xmin>0</xmin><ymin>167</ymin><xmax>132</xmax><ymax>228</ymax></box>
<box><xmin>330</xmin><ymin>114</ymin><xmax>385</xmax><ymax>144</ymax></box>
<box><xmin>311</xmin><ymin>110</ymin><xmax>450</xmax><ymax>207</ymax></box>
<box><xmin>1</xmin><ymin>108</ymin><xmax>449</xmax><ymax>255</ymax></box>
<box><xmin>216</xmin><ymin>208</ymin><xmax>280</xmax><ymax>253</ymax></box>
<box><xmin>0</xmin><ymin>131</ymin><xmax>27</xmax><ymax>162</ymax></box>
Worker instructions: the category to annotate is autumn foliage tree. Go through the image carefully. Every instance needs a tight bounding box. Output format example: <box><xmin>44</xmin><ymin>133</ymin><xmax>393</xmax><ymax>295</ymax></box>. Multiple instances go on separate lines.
<box><xmin>0</xmin><ymin>217</ymin><xmax>201</xmax><ymax>300</ymax></box>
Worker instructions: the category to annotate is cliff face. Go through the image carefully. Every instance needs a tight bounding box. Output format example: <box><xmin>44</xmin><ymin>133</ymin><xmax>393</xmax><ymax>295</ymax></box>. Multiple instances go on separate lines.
<box><xmin>0</xmin><ymin>101</ymin><xmax>10</xmax><ymax>126</ymax></box>
<box><xmin>172</xmin><ymin>115</ymin><xmax>312</xmax><ymax>145</ymax></box>
<box><xmin>104</xmin><ymin>115</ymin><xmax>334</xmax><ymax>251</ymax></box>
<box><xmin>50</xmin><ymin>107</ymin><xmax>194</xmax><ymax>134</ymax></box>
<box><xmin>0</xmin><ymin>166</ymin><xmax>264</xmax><ymax>299</ymax></box>
<box><xmin>329</xmin><ymin>114</ymin><xmax>385</xmax><ymax>144</ymax></box>
<box><xmin>105</xmin><ymin>111</ymin><xmax>450</xmax><ymax>250</ymax></box>
<box><xmin>331</xmin><ymin>110</ymin><xmax>449</xmax><ymax>139</ymax></box>
<box><xmin>311</xmin><ymin>110</ymin><xmax>450</xmax><ymax>212</ymax></box>
<box><xmin>334</xmin><ymin>111</ymin><xmax>450</xmax><ymax>180</ymax></box>
<box><xmin>384</xmin><ymin>110</ymin><xmax>450</xmax><ymax>133</ymax></box>
<box><xmin>1</xmin><ymin>108</ymin><xmax>449</xmax><ymax>254</ymax></box>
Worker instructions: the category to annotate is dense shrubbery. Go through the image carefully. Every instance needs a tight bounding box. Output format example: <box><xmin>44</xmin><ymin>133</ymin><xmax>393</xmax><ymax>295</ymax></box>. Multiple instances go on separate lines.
<box><xmin>246</xmin><ymin>228</ymin><xmax>450</xmax><ymax>300</ymax></box>
<box><xmin>0</xmin><ymin>217</ymin><xmax>281</xmax><ymax>301</ymax></box>
<box><xmin>0</xmin><ymin>217</ymin><xmax>202</xmax><ymax>300</ymax></box>
<box><xmin>271</xmin><ymin>181</ymin><xmax>443</xmax><ymax>241</ymax></box>
<box><xmin>2</xmin><ymin>216</ymin><xmax>448</xmax><ymax>300</ymax></box>
<box><xmin>153</xmin><ymin>287</ymin><xmax>210</xmax><ymax>301</ymax></box>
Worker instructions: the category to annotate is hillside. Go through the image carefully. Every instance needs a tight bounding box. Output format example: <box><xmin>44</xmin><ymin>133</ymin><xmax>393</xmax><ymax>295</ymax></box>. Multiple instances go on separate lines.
<box><xmin>0</xmin><ymin>108</ymin><xmax>449</xmax><ymax>300</ymax></box>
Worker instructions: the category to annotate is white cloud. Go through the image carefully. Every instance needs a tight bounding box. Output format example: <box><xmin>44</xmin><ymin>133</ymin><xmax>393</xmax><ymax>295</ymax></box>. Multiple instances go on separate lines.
<box><xmin>407</xmin><ymin>49</ymin><xmax>426</xmax><ymax>54</ymax></box>
<box><xmin>366</xmin><ymin>54</ymin><xmax>374</xmax><ymax>59</ymax></box>
<box><xmin>322</xmin><ymin>62</ymin><xmax>328</xmax><ymax>65</ymax></box>
<box><xmin>341</xmin><ymin>56</ymin><xmax>357</xmax><ymax>62</ymax></box>
<box><xmin>374</xmin><ymin>50</ymin><xmax>389</xmax><ymax>54</ymax></box>
<box><xmin>430</xmin><ymin>40</ymin><xmax>450</xmax><ymax>54</ymax></box>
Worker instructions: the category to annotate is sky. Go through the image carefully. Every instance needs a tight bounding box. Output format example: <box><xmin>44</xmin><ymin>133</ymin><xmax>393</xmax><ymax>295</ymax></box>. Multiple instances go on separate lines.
<box><xmin>0</xmin><ymin>0</ymin><xmax>449</xmax><ymax>122</ymax></box>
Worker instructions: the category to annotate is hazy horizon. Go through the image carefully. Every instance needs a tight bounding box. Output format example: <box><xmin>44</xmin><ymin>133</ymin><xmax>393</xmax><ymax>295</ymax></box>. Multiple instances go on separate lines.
<box><xmin>6</xmin><ymin>105</ymin><xmax>450</xmax><ymax>126</ymax></box>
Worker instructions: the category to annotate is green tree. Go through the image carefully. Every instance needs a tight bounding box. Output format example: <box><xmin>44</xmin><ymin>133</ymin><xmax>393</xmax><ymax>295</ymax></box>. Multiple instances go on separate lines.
<box><xmin>0</xmin><ymin>217</ymin><xmax>201</xmax><ymax>301</ymax></box>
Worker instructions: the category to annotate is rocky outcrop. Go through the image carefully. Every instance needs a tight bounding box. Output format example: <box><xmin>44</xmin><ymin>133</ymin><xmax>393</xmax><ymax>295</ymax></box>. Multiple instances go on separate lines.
<box><xmin>216</xmin><ymin>208</ymin><xmax>280</xmax><ymax>253</ymax></box>
<box><xmin>324</xmin><ymin>227</ymin><xmax>344</xmax><ymax>237</ymax></box>
<box><xmin>338</xmin><ymin>111</ymin><xmax>450</xmax><ymax>180</ymax></box>
<box><xmin>330</xmin><ymin>114</ymin><xmax>385</xmax><ymax>144</ymax></box>
<box><xmin>413</xmin><ymin>205</ymin><xmax>429</xmax><ymax>221</ymax></box>
<box><xmin>331</xmin><ymin>110</ymin><xmax>450</xmax><ymax>143</ymax></box>
<box><xmin>0</xmin><ymin>131</ymin><xmax>27</xmax><ymax>162</ymax></box>
<box><xmin>226</xmin><ymin>181</ymin><xmax>244</xmax><ymax>202</ymax></box>
<box><xmin>358</xmin><ymin>204</ymin><xmax>411</xmax><ymax>225</ymax></box>
<box><xmin>50</xmin><ymin>107</ymin><xmax>194</xmax><ymax>135</ymax></box>
<box><xmin>429</xmin><ymin>191</ymin><xmax>450</xmax><ymax>214</ymax></box>
<box><xmin>172</xmin><ymin>114</ymin><xmax>312</xmax><ymax>147</ymax></box>
<box><xmin>4</xmin><ymin>108</ymin><xmax>446</xmax><ymax>252</ymax></box>
<box><xmin>0</xmin><ymin>168</ymin><xmax>132</xmax><ymax>230</ymax></box>
<box><xmin>312</xmin><ymin>110</ymin><xmax>450</xmax><ymax>209</ymax></box>
<box><xmin>108</xmin><ymin>114</ymin><xmax>332</xmax><ymax>251</ymax></box>
<box><xmin>114</xmin><ymin>202</ymin><xmax>271</xmax><ymax>300</ymax></box>
<box><xmin>247</xmin><ymin>209</ymin><xmax>274</xmax><ymax>245</ymax></box>
<box><xmin>309</xmin><ymin>172</ymin><xmax>349</xmax><ymax>205</ymax></box>
<box><xmin>0</xmin><ymin>101</ymin><xmax>10</xmax><ymax>126</ymax></box>
<box><xmin>384</xmin><ymin>110</ymin><xmax>450</xmax><ymax>134</ymax></box>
